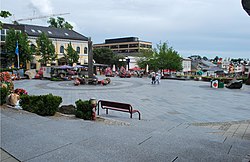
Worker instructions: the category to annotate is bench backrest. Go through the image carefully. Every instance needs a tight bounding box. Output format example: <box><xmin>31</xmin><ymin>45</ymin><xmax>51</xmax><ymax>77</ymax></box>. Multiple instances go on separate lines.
<box><xmin>99</xmin><ymin>100</ymin><xmax>132</xmax><ymax>111</ymax></box>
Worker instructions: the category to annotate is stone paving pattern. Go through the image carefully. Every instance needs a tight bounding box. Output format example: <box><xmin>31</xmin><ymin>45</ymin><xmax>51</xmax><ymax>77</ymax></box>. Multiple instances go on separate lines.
<box><xmin>1</xmin><ymin>76</ymin><xmax>250</xmax><ymax>162</ymax></box>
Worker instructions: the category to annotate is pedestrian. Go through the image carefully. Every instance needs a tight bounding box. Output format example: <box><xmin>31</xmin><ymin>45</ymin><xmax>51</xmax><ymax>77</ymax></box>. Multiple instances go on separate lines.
<box><xmin>155</xmin><ymin>73</ymin><xmax>161</xmax><ymax>84</ymax></box>
<box><xmin>151</xmin><ymin>72</ymin><xmax>156</xmax><ymax>84</ymax></box>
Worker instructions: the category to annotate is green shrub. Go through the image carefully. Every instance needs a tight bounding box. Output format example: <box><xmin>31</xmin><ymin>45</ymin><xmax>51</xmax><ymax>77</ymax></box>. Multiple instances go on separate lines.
<box><xmin>75</xmin><ymin>110</ymin><xmax>84</xmax><ymax>118</ymax></box>
<box><xmin>51</xmin><ymin>77</ymin><xmax>63</xmax><ymax>81</ymax></box>
<box><xmin>75</xmin><ymin>99</ymin><xmax>92</xmax><ymax>120</ymax></box>
<box><xmin>0</xmin><ymin>87</ymin><xmax>9</xmax><ymax>105</ymax></box>
<box><xmin>20</xmin><ymin>94</ymin><xmax>62</xmax><ymax>116</ymax></box>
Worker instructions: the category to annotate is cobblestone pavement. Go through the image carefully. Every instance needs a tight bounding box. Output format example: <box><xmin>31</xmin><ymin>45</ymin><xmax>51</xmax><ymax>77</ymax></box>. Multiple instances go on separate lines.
<box><xmin>1</xmin><ymin>76</ymin><xmax>250</xmax><ymax>162</ymax></box>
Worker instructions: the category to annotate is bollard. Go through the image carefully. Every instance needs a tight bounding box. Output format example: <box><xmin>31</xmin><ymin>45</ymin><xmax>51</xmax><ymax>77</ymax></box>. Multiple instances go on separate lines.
<box><xmin>89</xmin><ymin>98</ymin><xmax>97</xmax><ymax>120</ymax></box>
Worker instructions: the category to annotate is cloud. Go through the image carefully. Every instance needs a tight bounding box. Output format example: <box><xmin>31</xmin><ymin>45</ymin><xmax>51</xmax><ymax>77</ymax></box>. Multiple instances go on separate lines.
<box><xmin>2</xmin><ymin>0</ymin><xmax>249</xmax><ymax>58</ymax></box>
<box><xmin>29</xmin><ymin>0</ymin><xmax>54</xmax><ymax>15</ymax></box>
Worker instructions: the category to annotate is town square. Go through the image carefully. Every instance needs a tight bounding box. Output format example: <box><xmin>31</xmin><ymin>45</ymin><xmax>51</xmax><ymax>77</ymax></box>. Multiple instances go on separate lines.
<box><xmin>1</xmin><ymin>0</ymin><xmax>250</xmax><ymax>162</ymax></box>
<box><xmin>1</xmin><ymin>76</ymin><xmax>250</xmax><ymax>161</ymax></box>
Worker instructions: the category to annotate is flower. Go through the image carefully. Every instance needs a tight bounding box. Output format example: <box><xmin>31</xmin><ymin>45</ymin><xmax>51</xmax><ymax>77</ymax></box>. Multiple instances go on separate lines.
<box><xmin>14</xmin><ymin>88</ymin><xmax>28</xmax><ymax>96</ymax></box>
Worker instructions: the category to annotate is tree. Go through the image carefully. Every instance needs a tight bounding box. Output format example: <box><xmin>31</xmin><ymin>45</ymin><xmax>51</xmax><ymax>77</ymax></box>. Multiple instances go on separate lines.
<box><xmin>202</xmin><ymin>56</ymin><xmax>208</xmax><ymax>61</ymax></box>
<box><xmin>137</xmin><ymin>49</ymin><xmax>157</xmax><ymax>70</ymax></box>
<box><xmin>4</xmin><ymin>28</ymin><xmax>33</xmax><ymax>68</ymax></box>
<box><xmin>4</xmin><ymin>29</ymin><xmax>16</xmax><ymax>66</ymax></box>
<box><xmin>47</xmin><ymin>17</ymin><xmax>73</xmax><ymax>30</ymax></box>
<box><xmin>64</xmin><ymin>42</ymin><xmax>79</xmax><ymax>65</ymax></box>
<box><xmin>17</xmin><ymin>32</ymin><xmax>34</xmax><ymax>67</ymax></box>
<box><xmin>137</xmin><ymin>42</ymin><xmax>182</xmax><ymax>72</ymax></box>
<box><xmin>36</xmin><ymin>33</ymin><xmax>56</xmax><ymax>65</ymax></box>
<box><xmin>0</xmin><ymin>10</ymin><xmax>12</xmax><ymax>29</ymax></box>
<box><xmin>93</xmin><ymin>48</ymin><xmax>116</xmax><ymax>65</ymax></box>
<box><xmin>155</xmin><ymin>43</ymin><xmax>182</xmax><ymax>71</ymax></box>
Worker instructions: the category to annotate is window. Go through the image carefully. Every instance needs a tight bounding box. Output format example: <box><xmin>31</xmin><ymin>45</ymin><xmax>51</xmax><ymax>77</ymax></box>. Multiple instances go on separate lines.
<box><xmin>129</xmin><ymin>44</ymin><xmax>139</xmax><ymax>48</ymax></box>
<box><xmin>60</xmin><ymin>46</ymin><xmax>64</xmax><ymax>53</ymax></box>
<box><xmin>37</xmin><ymin>30</ymin><xmax>42</xmax><ymax>33</ymax></box>
<box><xmin>84</xmin><ymin>47</ymin><xmax>88</xmax><ymax>54</ymax></box>
<box><xmin>0</xmin><ymin>29</ymin><xmax>6</xmax><ymax>41</ymax></box>
<box><xmin>76</xmin><ymin>46</ymin><xmax>80</xmax><ymax>53</ymax></box>
<box><xmin>48</xmin><ymin>31</ymin><xmax>52</xmax><ymax>34</ymax></box>
<box><xmin>15</xmin><ymin>30</ymin><xmax>21</xmax><ymax>34</ymax></box>
<box><xmin>119</xmin><ymin>44</ymin><xmax>128</xmax><ymax>48</ymax></box>
<box><xmin>111</xmin><ymin>45</ymin><xmax>118</xmax><ymax>49</ymax></box>
<box><xmin>65</xmin><ymin>33</ymin><xmax>69</xmax><ymax>36</ymax></box>
<box><xmin>140</xmin><ymin>44</ymin><xmax>146</xmax><ymax>48</ymax></box>
<box><xmin>31</xmin><ymin>29</ymin><xmax>36</xmax><ymax>33</ymax></box>
<box><xmin>30</xmin><ymin>44</ymin><xmax>36</xmax><ymax>53</ymax></box>
<box><xmin>1</xmin><ymin>29</ymin><xmax>5</xmax><ymax>35</ymax></box>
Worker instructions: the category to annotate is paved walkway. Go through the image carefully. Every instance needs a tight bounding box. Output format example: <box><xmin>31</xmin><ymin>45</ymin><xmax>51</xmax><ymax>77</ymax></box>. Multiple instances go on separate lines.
<box><xmin>1</xmin><ymin>148</ymin><xmax>19</xmax><ymax>162</ymax></box>
<box><xmin>1</xmin><ymin>76</ymin><xmax>250</xmax><ymax>162</ymax></box>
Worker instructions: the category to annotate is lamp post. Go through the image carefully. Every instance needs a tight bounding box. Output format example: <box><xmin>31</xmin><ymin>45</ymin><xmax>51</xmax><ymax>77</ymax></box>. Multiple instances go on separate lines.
<box><xmin>125</xmin><ymin>56</ymin><xmax>130</xmax><ymax>71</ymax></box>
<box><xmin>88</xmin><ymin>37</ymin><xmax>94</xmax><ymax>78</ymax></box>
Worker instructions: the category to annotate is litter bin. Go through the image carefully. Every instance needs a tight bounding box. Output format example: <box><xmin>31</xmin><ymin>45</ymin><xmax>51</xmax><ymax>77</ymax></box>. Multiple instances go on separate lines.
<box><xmin>218</xmin><ymin>82</ymin><xmax>224</xmax><ymax>88</ymax></box>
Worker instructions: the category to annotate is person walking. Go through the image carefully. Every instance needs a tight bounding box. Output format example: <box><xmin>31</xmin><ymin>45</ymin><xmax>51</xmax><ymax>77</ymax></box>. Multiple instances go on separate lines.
<box><xmin>151</xmin><ymin>72</ymin><xmax>156</xmax><ymax>84</ymax></box>
<box><xmin>155</xmin><ymin>73</ymin><xmax>161</xmax><ymax>84</ymax></box>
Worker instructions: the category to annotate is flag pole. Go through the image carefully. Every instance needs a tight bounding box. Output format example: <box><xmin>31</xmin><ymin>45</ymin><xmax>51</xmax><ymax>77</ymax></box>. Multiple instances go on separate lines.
<box><xmin>15</xmin><ymin>41</ymin><xmax>19</xmax><ymax>69</ymax></box>
<box><xmin>17</xmin><ymin>54</ymin><xmax>20</xmax><ymax>69</ymax></box>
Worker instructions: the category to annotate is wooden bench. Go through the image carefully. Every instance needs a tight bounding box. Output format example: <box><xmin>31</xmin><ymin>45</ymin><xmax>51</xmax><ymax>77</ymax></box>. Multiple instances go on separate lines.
<box><xmin>97</xmin><ymin>100</ymin><xmax>141</xmax><ymax>120</ymax></box>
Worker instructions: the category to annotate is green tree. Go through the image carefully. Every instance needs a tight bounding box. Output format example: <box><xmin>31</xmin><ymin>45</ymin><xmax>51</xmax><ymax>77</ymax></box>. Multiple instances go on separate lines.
<box><xmin>156</xmin><ymin>43</ymin><xmax>182</xmax><ymax>71</ymax></box>
<box><xmin>36</xmin><ymin>33</ymin><xmax>56</xmax><ymax>65</ymax></box>
<box><xmin>137</xmin><ymin>42</ymin><xmax>182</xmax><ymax>72</ymax></box>
<box><xmin>0</xmin><ymin>10</ymin><xmax>12</xmax><ymax>29</ymax></box>
<box><xmin>17</xmin><ymin>32</ymin><xmax>34</xmax><ymax>67</ymax></box>
<box><xmin>4</xmin><ymin>29</ymin><xmax>16</xmax><ymax>66</ymax></box>
<box><xmin>93</xmin><ymin>48</ymin><xmax>116</xmax><ymax>65</ymax></box>
<box><xmin>64</xmin><ymin>42</ymin><xmax>79</xmax><ymax>65</ymax></box>
<box><xmin>4</xmin><ymin>28</ymin><xmax>33</xmax><ymax>68</ymax></box>
<box><xmin>47</xmin><ymin>17</ymin><xmax>73</xmax><ymax>30</ymax></box>
<box><xmin>137</xmin><ymin>49</ymin><xmax>157</xmax><ymax>70</ymax></box>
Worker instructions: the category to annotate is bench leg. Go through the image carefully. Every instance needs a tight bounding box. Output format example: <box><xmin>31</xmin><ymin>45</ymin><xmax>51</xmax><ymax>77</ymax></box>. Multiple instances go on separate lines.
<box><xmin>97</xmin><ymin>106</ymin><xmax>99</xmax><ymax>115</ymax></box>
<box><xmin>138</xmin><ymin>111</ymin><xmax>141</xmax><ymax>120</ymax></box>
<box><xmin>106</xmin><ymin>108</ymin><xmax>108</xmax><ymax>114</ymax></box>
<box><xmin>130</xmin><ymin>113</ymin><xmax>132</xmax><ymax>118</ymax></box>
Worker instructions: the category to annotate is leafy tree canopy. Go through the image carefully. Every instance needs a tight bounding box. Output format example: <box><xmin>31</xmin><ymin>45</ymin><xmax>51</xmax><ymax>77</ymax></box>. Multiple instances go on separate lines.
<box><xmin>137</xmin><ymin>42</ymin><xmax>182</xmax><ymax>71</ymax></box>
<box><xmin>93</xmin><ymin>48</ymin><xmax>116</xmax><ymax>66</ymax></box>
<box><xmin>36</xmin><ymin>32</ymin><xmax>56</xmax><ymax>65</ymax></box>
<box><xmin>64</xmin><ymin>42</ymin><xmax>79</xmax><ymax>65</ymax></box>
<box><xmin>47</xmin><ymin>17</ymin><xmax>73</xmax><ymax>30</ymax></box>
<box><xmin>4</xmin><ymin>28</ymin><xmax>33</xmax><ymax>68</ymax></box>
<box><xmin>0</xmin><ymin>10</ymin><xmax>12</xmax><ymax>29</ymax></box>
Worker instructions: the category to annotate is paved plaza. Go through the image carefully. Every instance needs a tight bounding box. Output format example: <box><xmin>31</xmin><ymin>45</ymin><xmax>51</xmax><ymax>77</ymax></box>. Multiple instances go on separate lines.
<box><xmin>1</xmin><ymin>76</ymin><xmax>250</xmax><ymax>162</ymax></box>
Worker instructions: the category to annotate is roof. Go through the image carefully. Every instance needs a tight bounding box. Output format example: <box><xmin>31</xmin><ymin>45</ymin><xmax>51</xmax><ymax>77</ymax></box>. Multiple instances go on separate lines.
<box><xmin>201</xmin><ymin>60</ymin><xmax>217</xmax><ymax>67</ymax></box>
<box><xmin>3</xmin><ymin>23</ymin><xmax>88</xmax><ymax>41</ymax></box>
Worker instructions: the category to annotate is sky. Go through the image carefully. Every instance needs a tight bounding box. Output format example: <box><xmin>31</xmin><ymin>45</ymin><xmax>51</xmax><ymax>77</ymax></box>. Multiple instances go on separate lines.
<box><xmin>1</xmin><ymin>0</ymin><xmax>250</xmax><ymax>59</ymax></box>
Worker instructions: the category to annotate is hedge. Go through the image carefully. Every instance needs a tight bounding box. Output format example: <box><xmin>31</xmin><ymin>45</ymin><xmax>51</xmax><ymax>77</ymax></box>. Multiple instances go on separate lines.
<box><xmin>0</xmin><ymin>87</ymin><xmax>9</xmax><ymax>105</ymax></box>
<box><xmin>20</xmin><ymin>94</ymin><xmax>62</xmax><ymax>116</ymax></box>
<box><xmin>75</xmin><ymin>99</ymin><xmax>93</xmax><ymax>120</ymax></box>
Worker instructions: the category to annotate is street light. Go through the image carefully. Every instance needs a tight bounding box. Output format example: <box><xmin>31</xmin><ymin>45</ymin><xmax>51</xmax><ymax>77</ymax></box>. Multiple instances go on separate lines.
<box><xmin>125</xmin><ymin>56</ymin><xmax>130</xmax><ymax>71</ymax></box>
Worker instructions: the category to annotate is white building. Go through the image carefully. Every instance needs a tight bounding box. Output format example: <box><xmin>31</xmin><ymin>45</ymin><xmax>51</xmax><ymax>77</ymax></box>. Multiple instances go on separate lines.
<box><xmin>182</xmin><ymin>58</ymin><xmax>192</xmax><ymax>74</ymax></box>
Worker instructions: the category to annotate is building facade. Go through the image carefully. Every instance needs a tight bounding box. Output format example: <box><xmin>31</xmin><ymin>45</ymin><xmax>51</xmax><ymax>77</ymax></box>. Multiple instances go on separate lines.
<box><xmin>0</xmin><ymin>23</ymin><xmax>89</xmax><ymax>70</ymax></box>
<box><xmin>182</xmin><ymin>58</ymin><xmax>192</xmax><ymax>74</ymax></box>
<box><xmin>93</xmin><ymin>37</ymin><xmax>152</xmax><ymax>55</ymax></box>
